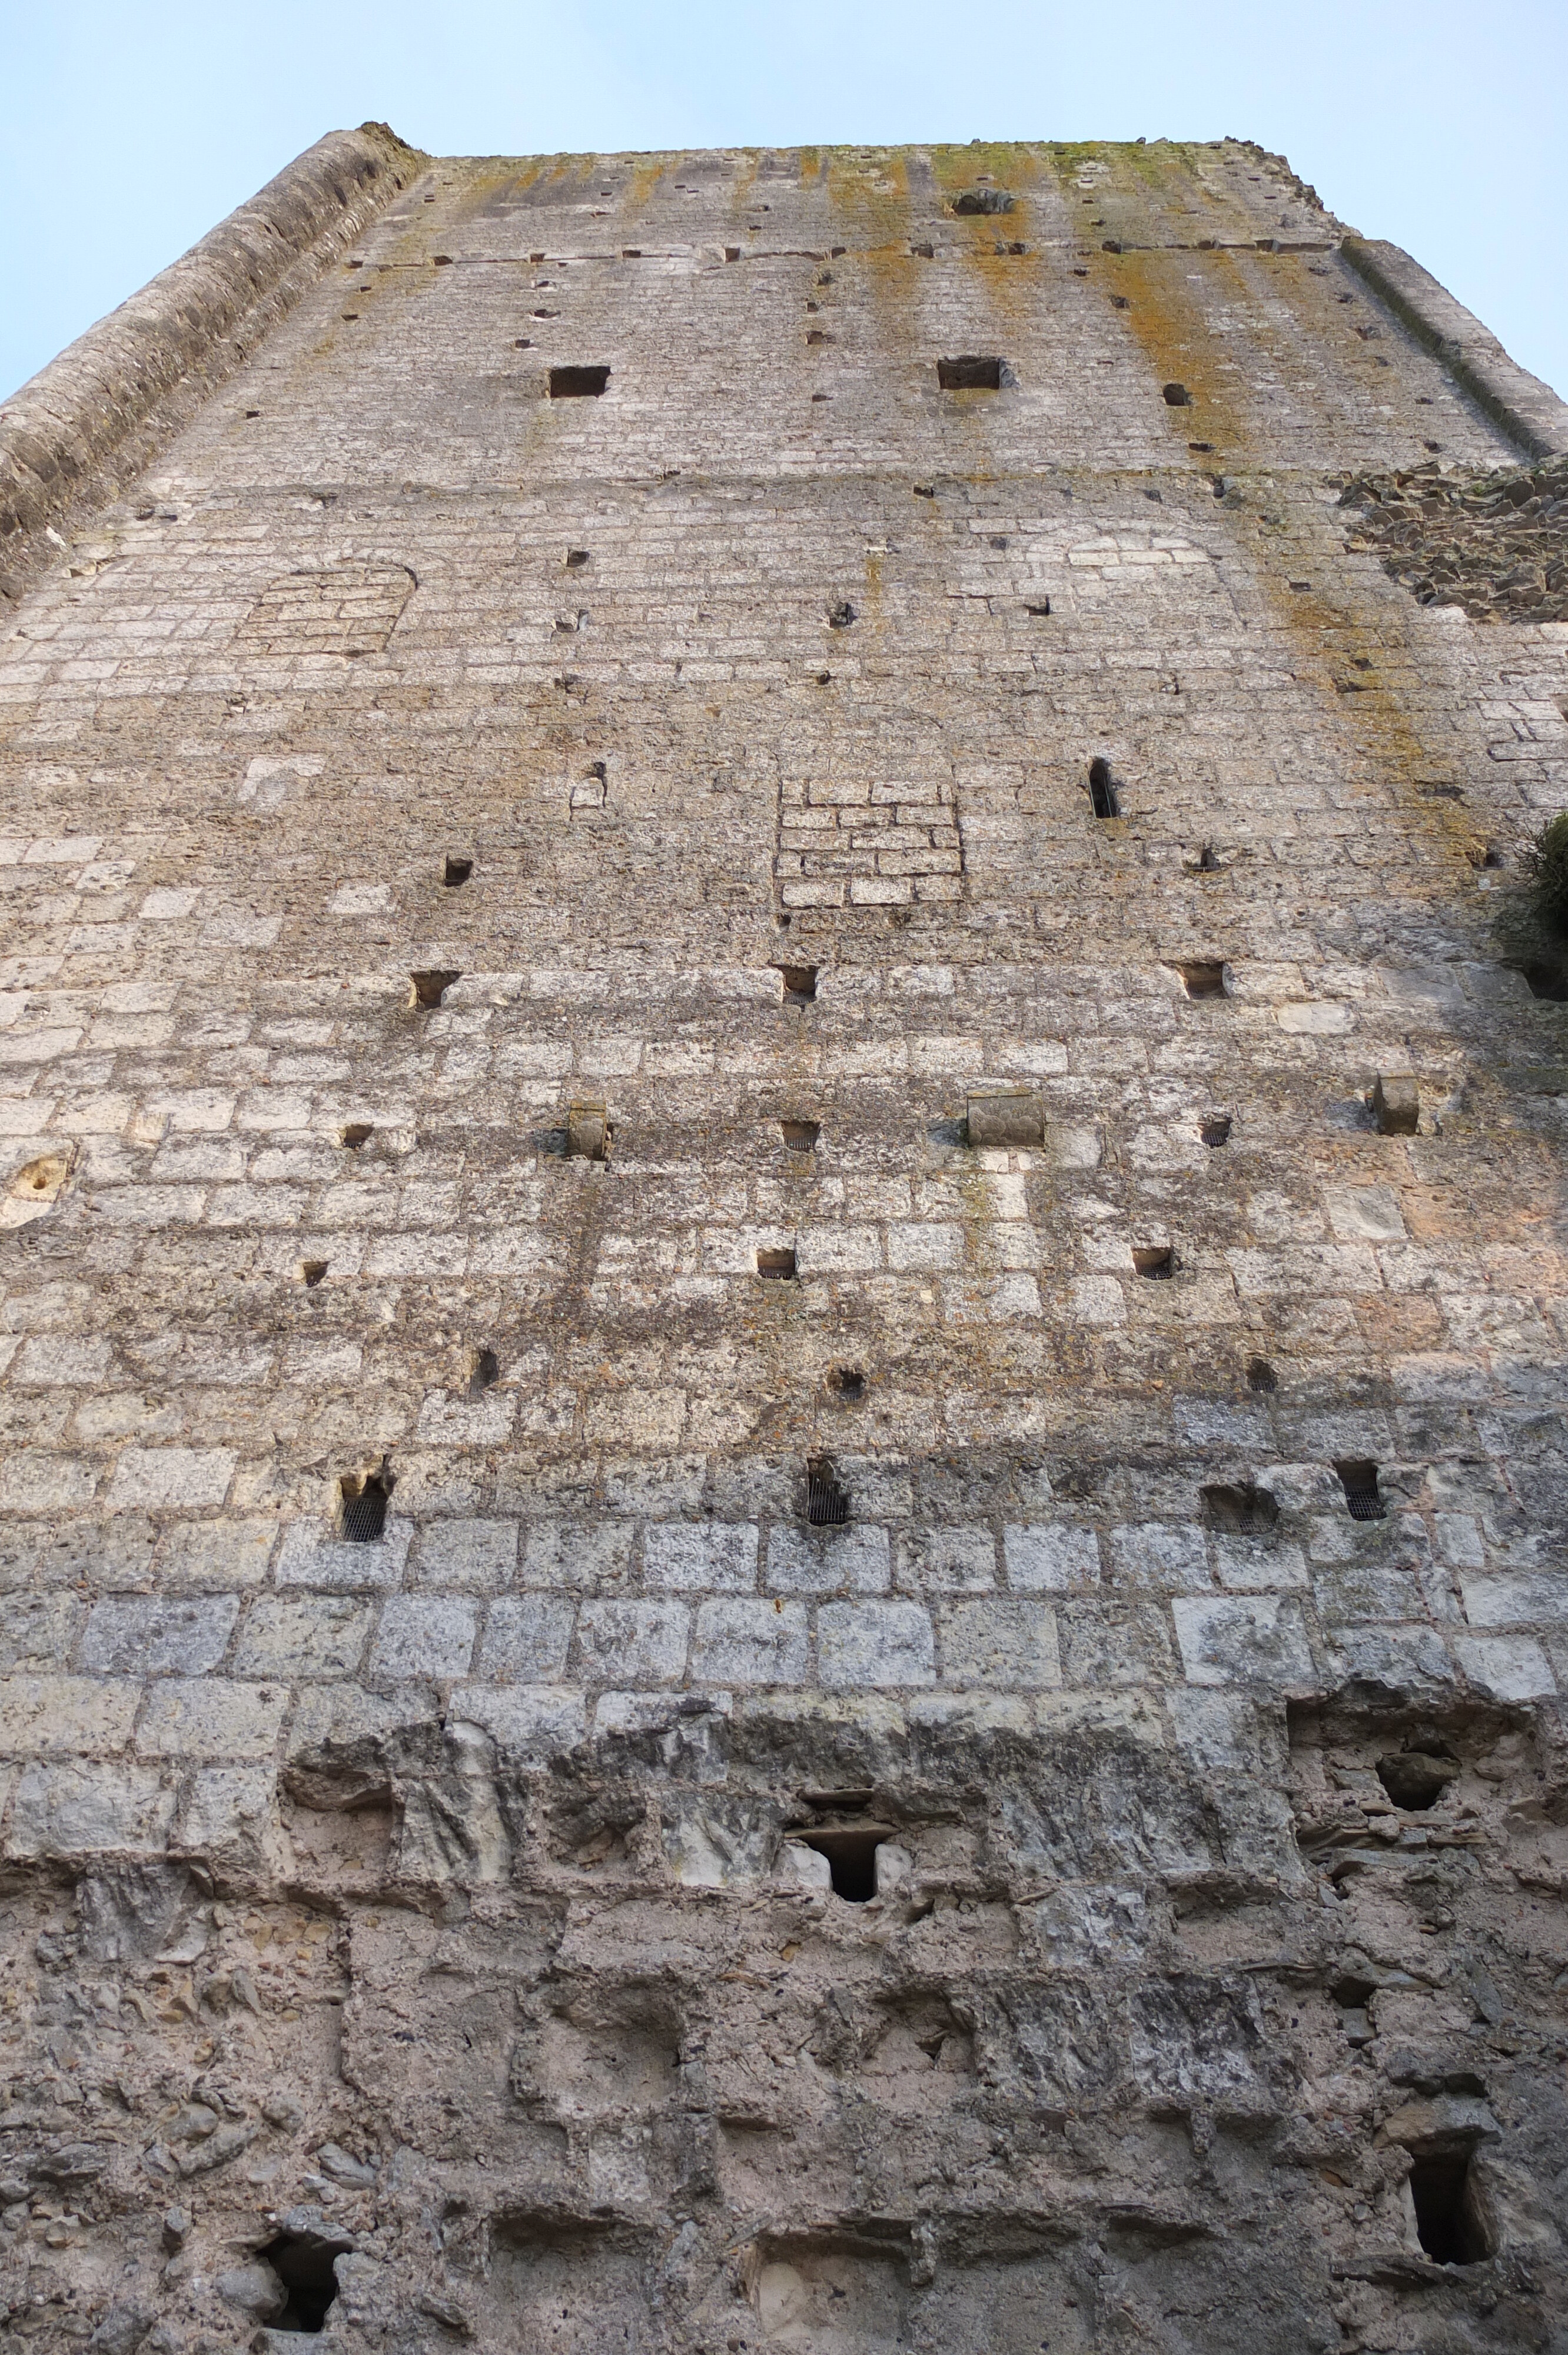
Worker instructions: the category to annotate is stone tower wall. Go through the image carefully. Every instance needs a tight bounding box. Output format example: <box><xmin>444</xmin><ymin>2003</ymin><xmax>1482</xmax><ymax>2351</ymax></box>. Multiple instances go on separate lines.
<box><xmin>1</xmin><ymin>134</ymin><xmax>1567</xmax><ymax>2355</ymax></box>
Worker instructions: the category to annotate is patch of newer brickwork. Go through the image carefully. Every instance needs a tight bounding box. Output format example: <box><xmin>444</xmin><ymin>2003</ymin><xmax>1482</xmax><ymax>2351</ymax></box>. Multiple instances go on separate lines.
<box><xmin>1</xmin><ymin>134</ymin><xmax>1568</xmax><ymax>2355</ymax></box>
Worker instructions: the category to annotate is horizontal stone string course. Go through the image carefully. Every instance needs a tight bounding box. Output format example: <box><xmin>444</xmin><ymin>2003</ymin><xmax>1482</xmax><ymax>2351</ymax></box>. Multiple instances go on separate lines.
<box><xmin>0</xmin><ymin>131</ymin><xmax>1565</xmax><ymax>2355</ymax></box>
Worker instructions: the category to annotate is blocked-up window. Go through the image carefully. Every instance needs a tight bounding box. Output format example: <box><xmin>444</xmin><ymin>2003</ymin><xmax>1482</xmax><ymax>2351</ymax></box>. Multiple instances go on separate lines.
<box><xmin>232</xmin><ymin>563</ymin><xmax>416</xmax><ymax>659</ymax></box>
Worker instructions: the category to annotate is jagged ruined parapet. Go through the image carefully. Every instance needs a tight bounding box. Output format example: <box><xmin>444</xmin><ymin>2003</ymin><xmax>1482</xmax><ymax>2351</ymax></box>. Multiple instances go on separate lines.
<box><xmin>1</xmin><ymin>132</ymin><xmax>1566</xmax><ymax>2355</ymax></box>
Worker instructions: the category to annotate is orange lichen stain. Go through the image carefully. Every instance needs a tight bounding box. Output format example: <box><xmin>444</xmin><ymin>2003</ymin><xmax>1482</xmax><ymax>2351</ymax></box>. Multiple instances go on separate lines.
<box><xmin>1100</xmin><ymin>241</ymin><xmax>1479</xmax><ymax>895</ymax></box>
<box><xmin>626</xmin><ymin>158</ymin><xmax>667</xmax><ymax>214</ymax></box>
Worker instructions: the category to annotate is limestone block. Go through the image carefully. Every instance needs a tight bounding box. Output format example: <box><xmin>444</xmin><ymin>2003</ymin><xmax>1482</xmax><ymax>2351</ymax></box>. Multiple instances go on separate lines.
<box><xmin>1171</xmin><ymin>1597</ymin><xmax>1315</xmax><ymax>1690</ymax></box>
<box><xmin>895</xmin><ymin>1525</ymin><xmax>997</xmax><ymax>1593</ymax></box>
<box><xmin>1109</xmin><ymin>1523</ymin><xmax>1212</xmax><ymax>1593</ymax></box>
<box><xmin>576</xmin><ymin>1599</ymin><xmax>690</xmax><ymax>1684</ymax></box>
<box><xmin>276</xmin><ymin>1517</ymin><xmax>412</xmax><ymax>1591</ymax></box>
<box><xmin>0</xmin><ymin>1673</ymin><xmax>141</xmax><ymax>1756</ymax></box>
<box><xmin>519</xmin><ymin>1518</ymin><xmax>637</xmax><ymax>1593</ymax></box>
<box><xmin>135</xmin><ymin>1679</ymin><xmax>290</xmax><ymax>1760</ymax></box>
<box><xmin>474</xmin><ymin>1595</ymin><xmax>576</xmax><ymax>1681</ymax></box>
<box><xmin>1004</xmin><ymin>1523</ymin><xmax>1101</xmax><ymax>1591</ymax></box>
<box><xmin>766</xmin><ymin>1524</ymin><xmax>891</xmax><ymax>1596</ymax></box>
<box><xmin>1453</xmin><ymin>1634</ymin><xmax>1557</xmax><ymax>1700</ymax></box>
<box><xmin>107</xmin><ymin>1447</ymin><xmax>235</xmax><ymax>1510</ymax></box>
<box><xmin>82</xmin><ymin>1594</ymin><xmax>239</xmax><ymax>1675</ymax></box>
<box><xmin>644</xmin><ymin>1521</ymin><xmax>759</xmax><ymax>1592</ymax></box>
<box><xmin>412</xmin><ymin>1518</ymin><xmax>519</xmax><ymax>1588</ymax></box>
<box><xmin>939</xmin><ymin>1599</ymin><xmax>1061</xmax><ymax>1687</ymax></box>
<box><xmin>370</xmin><ymin>1598</ymin><xmax>479</xmax><ymax>1681</ymax></box>
<box><xmin>446</xmin><ymin>1684</ymin><xmax>586</xmax><ymax>1763</ymax></box>
<box><xmin>818</xmin><ymin>1600</ymin><xmax>936</xmax><ymax>1689</ymax></box>
<box><xmin>233</xmin><ymin>1594</ymin><xmax>374</xmax><ymax>1679</ymax></box>
<box><xmin>6</xmin><ymin>1761</ymin><xmax>178</xmax><ymax>1858</ymax></box>
<box><xmin>692</xmin><ymin>1600</ymin><xmax>809</xmax><ymax>1685</ymax></box>
<box><xmin>157</xmin><ymin>1519</ymin><xmax>277</xmax><ymax>1590</ymax></box>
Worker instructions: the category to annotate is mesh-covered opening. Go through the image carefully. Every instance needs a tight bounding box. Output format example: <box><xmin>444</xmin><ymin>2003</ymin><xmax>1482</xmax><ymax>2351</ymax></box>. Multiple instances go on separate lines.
<box><xmin>1337</xmin><ymin>1460</ymin><xmax>1385</xmax><ymax>1521</ymax></box>
<box><xmin>827</xmin><ymin>1366</ymin><xmax>865</xmax><ymax>1402</ymax></box>
<box><xmin>1200</xmin><ymin>1113</ymin><xmax>1233</xmax><ymax>1147</ymax></box>
<box><xmin>758</xmin><ymin>1248</ymin><xmax>798</xmax><ymax>1280</ymax></box>
<box><xmin>780</xmin><ymin>1118</ymin><xmax>820</xmax><ymax>1152</ymax></box>
<box><xmin>337</xmin><ymin>1468</ymin><xmax>393</xmax><ymax>1544</ymax></box>
<box><xmin>1201</xmin><ymin>1482</ymin><xmax>1280</xmax><ymax>1535</ymax></box>
<box><xmin>806</xmin><ymin>1457</ymin><xmax>849</xmax><ymax>1526</ymax></box>
<box><xmin>1246</xmin><ymin>1356</ymin><xmax>1277</xmax><ymax>1392</ymax></box>
<box><xmin>1087</xmin><ymin>756</ymin><xmax>1120</xmax><ymax>819</ymax></box>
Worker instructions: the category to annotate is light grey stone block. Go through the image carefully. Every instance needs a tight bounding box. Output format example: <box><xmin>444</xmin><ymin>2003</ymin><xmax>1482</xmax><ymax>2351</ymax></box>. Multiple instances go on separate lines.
<box><xmin>1004</xmin><ymin>1523</ymin><xmax>1101</xmax><ymax>1591</ymax></box>
<box><xmin>276</xmin><ymin>1518</ymin><xmax>412</xmax><ymax>1591</ymax></box>
<box><xmin>692</xmin><ymin>1600</ymin><xmax>808</xmax><ymax>1685</ymax></box>
<box><xmin>818</xmin><ymin>1600</ymin><xmax>935</xmax><ymax>1689</ymax></box>
<box><xmin>576</xmin><ymin>1598</ymin><xmax>690</xmax><ymax>1683</ymax></box>
<box><xmin>766</xmin><ymin>1524</ymin><xmax>891</xmax><ymax>1596</ymax></box>
<box><xmin>447</xmin><ymin>1684</ymin><xmax>586</xmax><ymax>1763</ymax></box>
<box><xmin>1172</xmin><ymin>1597</ymin><xmax>1315</xmax><ymax>1691</ymax></box>
<box><xmin>157</xmin><ymin>1518</ymin><xmax>277</xmax><ymax>1591</ymax></box>
<box><xmin>82</xmin><ymin>1594</ymin><xmax>239</xmax><ymax>1676</ymax></box>
<box><xmin>896</xmin><ymin>1526</ymin><xmax>997</xmax><ymax>1593</ymax></box>
<box><xmin>370</xmin><ymin>1597</ymin><xmax>479</xmax><ymax>1681</ymax></box>
<box><xmin>475</xmin><ymin>1595</ymin><xmax>576</xmax><ymax>1682</ymax></box>
<box><xmin>412</xmin><ymin>1518</ymin><xmax>519</xmax><ymax>1589</ymax></box>
<box><xmin>940</xmin><ymin>1598</ymin><xmax>1060</xmax><ymax>1687</ymax></box>
<box><xmin>6</xmin><ymin>1761</ymin><xmax>178</xmax><ymax>1859</ymax></box>
<box><xmin>644</xmin><ymin>1521</ymin><xmax>759</xmax><ymax>1593</ymax></box>
<box><xmin>519</xmin><ymin>1518</ymin><xmax>636</xmax><ymax>1593</ymax></box>
<box><xmin>232</xmin><ymin>1594</ymin><xmax>373</xmax><ymax>1679</ymax></box>
<box><xmin>1110</xmin><ymin>1523</ymin><xmax>1212</xmax><ymax>1593</ymax></box>
<box><xmin>135</xmin><ymin>1680</ymin><xmax>290</xmax><ymax>1760</ymax></box>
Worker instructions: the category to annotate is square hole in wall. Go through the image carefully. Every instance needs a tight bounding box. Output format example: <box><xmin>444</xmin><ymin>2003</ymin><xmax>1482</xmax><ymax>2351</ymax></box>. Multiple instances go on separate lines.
<box><xmin>1201</xmin><ymin>1481</ymin><xmax>1278</xmax><ymax>1534</ymax></box>
<box><xmin>777</xmin><ymin>964</ymin><xmax>818</xmax><ymax>1005</ymax></box>
<box><xmin>1336</xmin><ymin>1460</ymin><xmax>1385</xmax><ymax>1521</ymax></box>
<box><xmin>806</xmin><ymin>1455</ymin><xmax>849</xmax><ymax>1524</ymax></box>
<box><xmin>549</xmin><ymin>365</ymin><xmax>610</xmax><ymax>398</ymax></box>
<box><xmin>1177</xmin><ymin>961</ymin><xmax>1228</xmax><ymax>999</ymax></box>
<box><xmin>758</xmin><ymin>1248</ymin><xmax>798</xmax><ymax>1279</ymax></box>
<box><xmin>442</xmin><ymin>855</ymin><xmax>473</xmax><ymax>887</ymax></box>
<box><xmin>1132</xmin><ymin>1245</ymin><xmax>1174</xmax><ymax>1279</ymax></box>
<box><xmin>337</xmin><ymin>1467</ymin><xmax>393</xmax><ymax>1543</ymax></box>
<box><xmin>409</xmin><ymin>968</ymin><xmax>460</xmax><ymax>1008</ymax></box>
<box><xmin>938</xmin><ymin>355</ymin><xmax>1004</xmax><ymax>390</ymax></box>
<box><xmin>780</xmin><ymin>1119</ymin><xmax>820</xmax><ymax>1152</ymax></box>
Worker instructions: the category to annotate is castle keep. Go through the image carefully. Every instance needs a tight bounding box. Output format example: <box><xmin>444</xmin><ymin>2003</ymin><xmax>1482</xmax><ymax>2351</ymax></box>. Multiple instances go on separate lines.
<box><xmin>2</xmin><ymin>123</ymin><xmax>1568</xmax><ymax>2353</ymax></box>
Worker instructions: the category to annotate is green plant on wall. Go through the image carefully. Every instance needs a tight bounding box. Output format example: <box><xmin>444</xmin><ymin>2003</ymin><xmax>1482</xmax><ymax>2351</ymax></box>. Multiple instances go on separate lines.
<box><xmin>1526</xmin><ymin>812</ymin><xmax>1568</xmax><ymax>933</ymax></box>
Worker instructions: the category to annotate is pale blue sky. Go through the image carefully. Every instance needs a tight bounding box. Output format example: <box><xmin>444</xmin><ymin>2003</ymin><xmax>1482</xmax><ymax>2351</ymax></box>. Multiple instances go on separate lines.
<box><xmin>4</xmin><ymin>0</ymin><xmax>1564</xmax><ymax>410</ymax></box>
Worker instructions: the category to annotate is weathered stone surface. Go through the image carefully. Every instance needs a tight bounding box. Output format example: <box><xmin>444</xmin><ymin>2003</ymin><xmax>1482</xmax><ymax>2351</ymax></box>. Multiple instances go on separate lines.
<box><xmin>0</xmin><ymin>127</ymin><xmax>1565</xmax><ymax>2355</ymax></box>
